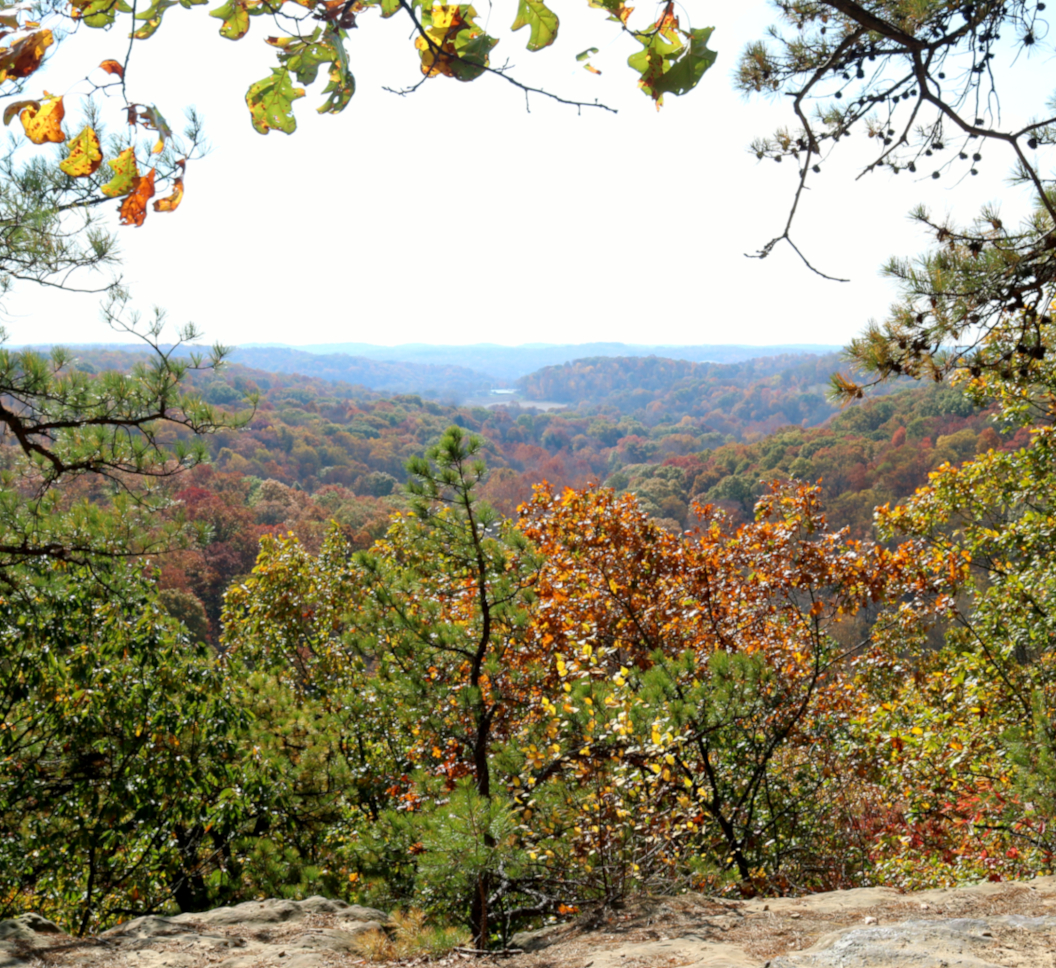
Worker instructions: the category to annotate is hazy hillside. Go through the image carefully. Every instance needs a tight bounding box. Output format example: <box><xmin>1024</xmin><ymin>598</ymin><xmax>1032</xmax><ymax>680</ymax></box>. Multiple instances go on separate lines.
<box><xmin>227</xmin><ymin>347</ymin><xmax>492</xmax><ymax>398</ymax></box>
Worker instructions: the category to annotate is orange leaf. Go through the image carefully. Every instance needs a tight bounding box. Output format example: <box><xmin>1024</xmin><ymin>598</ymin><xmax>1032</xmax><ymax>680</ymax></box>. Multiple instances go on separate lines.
<box><xmin>20</xmin><ymin>93</ymin><xmax>65</xmax><ymax>144</ymax></box>
<box><xmin>119</xmin><ymin>167</ymin><xmax>156</xmax><ymax>227</ymax></box>
<box><xmin>153</xmin><ymin>176</ymin><xmax>183</xmax><ymax>213</ymax></box>
<box><xmin>99</xmin><ymin>58</ymin><xmax>124</xmax><ymax>78</ymax></box>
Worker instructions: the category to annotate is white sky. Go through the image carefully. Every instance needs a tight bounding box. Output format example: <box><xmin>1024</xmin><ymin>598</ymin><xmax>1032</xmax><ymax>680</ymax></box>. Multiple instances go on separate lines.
<box><xmin>2</xmin><ymin>0</ymin><xmax>1046</xmax><ymax>349</ymax></box>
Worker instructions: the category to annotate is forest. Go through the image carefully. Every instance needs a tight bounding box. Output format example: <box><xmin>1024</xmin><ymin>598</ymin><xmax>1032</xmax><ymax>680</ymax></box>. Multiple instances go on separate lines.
<box><xmin>6</xmin><ymin>0</ymin><xmax>1056</xmax><ymax>956</ymax></box>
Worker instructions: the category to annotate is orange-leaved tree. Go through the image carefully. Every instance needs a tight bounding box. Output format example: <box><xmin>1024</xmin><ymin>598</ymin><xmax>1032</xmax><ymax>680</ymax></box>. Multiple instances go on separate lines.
<box><xmin>513</xmin><ymin>480</ymin><xmax>962</xmax><ymax>893</ymax></box>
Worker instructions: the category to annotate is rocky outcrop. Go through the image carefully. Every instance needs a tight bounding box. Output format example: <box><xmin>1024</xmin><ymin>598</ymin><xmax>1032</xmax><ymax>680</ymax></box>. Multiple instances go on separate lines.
<box><xmin>0</xmin><ymin>896</ymin><xmax>389</xmax><ymax>968</ymax></box>
<box><xmin>5</xmin><ymin>879</ymin><xmax>1056</xmax><ymax>968</ymax></box>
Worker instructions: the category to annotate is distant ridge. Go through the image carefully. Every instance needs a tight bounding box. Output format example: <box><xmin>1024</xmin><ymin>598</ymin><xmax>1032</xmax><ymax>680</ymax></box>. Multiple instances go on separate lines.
<box><xmin>237</xmin><ymin>342</ymin><xmax>843</xmax><ymax>382</ymax></box>
<box><xmin>10</xmin><ymin>341</ymin><xmax>842</xmax><ymax>402</ymax></box>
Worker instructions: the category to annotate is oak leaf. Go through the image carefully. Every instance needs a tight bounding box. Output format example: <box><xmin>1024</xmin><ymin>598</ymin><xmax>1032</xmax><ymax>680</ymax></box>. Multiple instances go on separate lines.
<box><xmin>318</xmin><ymin>62</ymin><xmax>354</xmax><ymax>114</ymax></box>
<box><xmin>101</xmin><ymin>147</ymin><xmax>140</xmax><ymax>197</ymax></box>
<box><xmin>267</xmin><ymin>29</ymin><xmax>332</xmax><ymax>84</ymax></box>
<box><xmin>59</xmin><ymin>126</ymin><xmax>104</xmax><ymax>177</ymax></box>
<box><xmin>72</xmin><ymin>0</ymin><xmax>134</xmax><ymax>27</ymax></box>
<box><xmin>127</xmin><ymin>103</ymin><xmax>172</xmax><ymax>153</ymax></box>
<box><xmin>246</xmin><ymin>67</ymin><xmax>305</xmax><ymax>134</ymax></box>
<box><xmin>3</xmin><ymin>99</ymin><xmax>39</xmax><ymax>126</ymax></box>
<box><xmin>210</xmin><ymin>0</ymin><xmax>253</xmax><ymax>39</ymax></box>
<box><xmin>0</xmin><ymin>28</ymin><xmax>53</xmax><ymax>81</ymax></box>
<box><xmin>153</xmin><ymin>162</ymin><xmax>184</xmax><ymax>211</ymax></box>
<box><xmin>132</xmin><ymin>0</ymin><xmax>180</xmax><ymax>38</ymax></box>
<box><xmin>649</xmin><ymin>25</ymin><xmax>715</xmax><ymax>98</ymax></box>
<box><xmin>119</xmin><ymin>167</ymin><xmax>156</xmax><ymax>226</ymax></box>
<box><xmin>511</xmin><ymin>0</ymin><xmax>558</xmax><ymax>52</ymax></box>
<box><xmin>586</xmin><ymin>0</ymin><xmax>631</xmax><ymax>25</ymax></box>
<box><xmin>19</xmin><ymin>93</ymin><xmax>65</xmax><ymax>144</ymax></box>
<box><xmin>416</xmin><ymin>4</ymin><xmax>497</xmax><ymax>81</ymax></box>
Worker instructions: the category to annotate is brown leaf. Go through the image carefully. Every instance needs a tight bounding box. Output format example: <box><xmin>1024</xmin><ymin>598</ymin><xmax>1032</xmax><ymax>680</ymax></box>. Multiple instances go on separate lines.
<box><xmin>99</xmin><ymin>58</ymin><xmax>124</xmax><ymax>78</ymax></box>
<box><xmin>0</xmin><ymin>29</ymin><xmax>53</xmax><ymax>82</ymax></box>
<box><xmin>3</xmin><ymin>99</ymin><xmax>39</xmax><ymax>126</ymax></box>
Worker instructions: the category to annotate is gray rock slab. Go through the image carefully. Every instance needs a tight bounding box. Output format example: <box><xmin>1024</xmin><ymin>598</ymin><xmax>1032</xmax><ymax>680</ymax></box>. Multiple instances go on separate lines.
<box><xmin>772</xmin><ymin>917</ymin><xmax>1024</xmax><ymax>967</ymax></box>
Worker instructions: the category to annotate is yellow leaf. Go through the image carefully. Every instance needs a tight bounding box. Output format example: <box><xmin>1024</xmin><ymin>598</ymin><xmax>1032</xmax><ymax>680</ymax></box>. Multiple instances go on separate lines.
<box><xmin>153</xmin><ymin>176</ymin><xmax>183</xmax><ymax>212</ymax></box>
<box><xmin>19</xmin><ymin>92</ymin><xmax>64</xmax><ymax>144</ymax></box>
<box><xmin>59</xmin><ymin>126</ymin><xmax>103</xmax><ymax>177</ymax></box>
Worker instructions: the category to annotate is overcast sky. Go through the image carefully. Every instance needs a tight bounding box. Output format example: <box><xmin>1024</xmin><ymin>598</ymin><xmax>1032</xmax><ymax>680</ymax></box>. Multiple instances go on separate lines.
<box><xmin>3</xmin><ymin>0</ymin><xmax>1044</xmax><ymax>349</ymax></box>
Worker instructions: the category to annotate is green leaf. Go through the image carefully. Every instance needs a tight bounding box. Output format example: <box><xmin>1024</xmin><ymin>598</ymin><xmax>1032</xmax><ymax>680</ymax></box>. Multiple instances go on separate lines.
<box><xmin>210</xmin><ymin>0</ymin><xmax>250</xmax><ymax>40</ymax></box>
<box><xmin>628</xmin><ymin>11</ymin><xmax>714</xmax><ymax>106</ymax></box>
<box><xmin>246</xmin><ymin>67</ymin><xmax>305</xmax><ymax>134</ymax></box>
<box><xmin>100</xmin><ymin>147</ymin><xmax>140</xmax><ymax>198</ymax></box>
<box><xmin>416</xmin><ymin>5</ymin><xmax>497</xmax><ymax>82</ymax></box>
<box><xmin>510</xmin><ymin>0</ymin><xmax>558</xmax><ymax>52</ymax></box>
<box><xmin>449</xmin><ymin>30</ymin><xmax>497</xmax><ymax>81</ymax></box>
<box><xmin>651</xmin><ymin>26</ymin><xmax>716</xmax><ymax>97</ymax></box>
<box><xmin>587</xmin><ymin>0</ymin><xmax>630</xmax><ymax>24</ymax></box>
<box><xmin>576</xmin><ymin>47</ymin><xmax>598</xmax><ymax>62</ymax></box>
<box><xmin>132</xmin><ymin>0</ymin><xmax>178</xmax><ymax>37</ymax></box>
<box><xmin>267</xmin><ymin>29</ymin><xmax>331</xmax><ymax>85</ymax></box>
<box><xmin>75</xmin><ymin>0</ymin><xmax>132</xmax><ymax>28</ymax></box>
<box><xmin>318</xmin><ymin>63</ymin><xmax>355</xmax><ymax>113</ymax></box>
<box><xmin>319</xmin><ymin>30</ymin><xmax>355</xmax><ymax>114</ymax></box>
<box><xmin>380</xmin><ymin>0</ymin><xmax>400</xmax><ymax>17</ymax></box>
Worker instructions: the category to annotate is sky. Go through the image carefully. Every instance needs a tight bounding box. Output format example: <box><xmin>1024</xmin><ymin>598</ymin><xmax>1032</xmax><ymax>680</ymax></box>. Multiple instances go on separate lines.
<box><xmin>2</xmin><ymin>0</ymin><xmax>1046</xmax><ymax>349</ymax></box>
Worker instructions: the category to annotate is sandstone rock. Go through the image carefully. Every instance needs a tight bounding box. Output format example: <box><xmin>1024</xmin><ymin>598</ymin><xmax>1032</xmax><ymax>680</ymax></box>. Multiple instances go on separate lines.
<box><xmin>0</xmin><ymin>923</ymin><xmax>34</xmax><ymax>944</ymax></box>
<box><xmin>0</xmin><ymin>913</ymin><xmax>63</xmax><ymax>941</ymax></box>
<box><xmin>770</xmin><ymin>916</ymin><xmax>1049</xmax><ymax>967</ymax></box>
<box><xmin>102</xmin><ymin>915</ymin><xmax>203</xmax><ymax>941</ymax></box>
<box><xmin>171</xmin><ymin>895</ymin><xmax>387</xmax><ymax>928</ymax></box>
<box><xmin>14</xmin><ymin>913</ymin><xmax>61</xmax><ymax>934</ymax></box>
<box><xmin>0</xmin><ymin>913</ymin><xmax>69</xmax><ymax>968</ymax></box>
